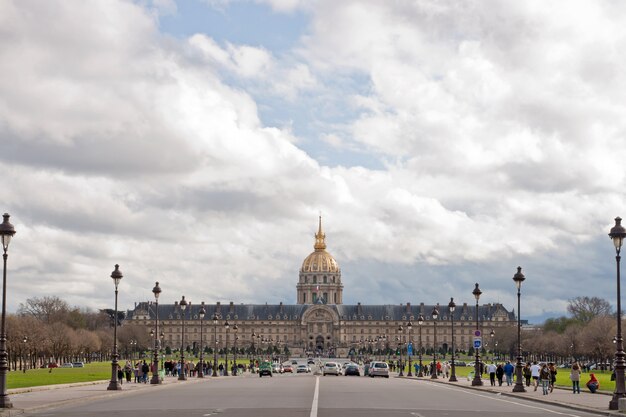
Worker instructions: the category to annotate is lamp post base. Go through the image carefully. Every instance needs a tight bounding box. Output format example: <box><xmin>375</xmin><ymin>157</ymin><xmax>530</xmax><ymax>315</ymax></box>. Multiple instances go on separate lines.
<box><xmin>150</xmin><ymin>375</ymin><xmax>161</xmax><ymax>385</ymax></box>
<box><xmin>449</xmin><ymin>375</ymin><xmax>458</xmax><ymax>382</ymax></box>
<box><xmin>471</xmin><ymin>377</ymin><xmax>483</xmax><ymax>386</ymax></box>
<box><xmin>0</xmin><ymin>394</ymin><xmax>13</xmax><ymax>409</ymax></box>
<box><xmin>107</xmin><ymin>381</ymin><xmax>122</xmax><ymax>391</ymax></box>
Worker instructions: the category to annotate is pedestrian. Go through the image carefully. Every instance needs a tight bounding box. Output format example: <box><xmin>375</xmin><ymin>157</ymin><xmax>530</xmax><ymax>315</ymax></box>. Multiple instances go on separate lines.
<box><xmin>530</xmin><ymin>361</ymin><xmax>541</xmax><ymax>391</ymax></box>
<box><xmin>486</xmin><ymin>362</ymin><xmax>497</xmax><ymax>386</ymax></box>
<box><xmin>124</xmin><ymin>361</ymin><xmax>132</xmax><ymax>383</ymax></box>
<box><xmin>570</xmin><ymin>362</ymin><xmax>581</xmax><ymax>394</ymax></box>
<box><xmin>117</xmin><ymin>364</ymin><xmax>124</xmax><ymax>385</ymax></box>
<box><xmin>136</xmin><ymin>362</ymin><xmax>142</xmax><ymax>383</ymax></box>
<box><xmin>496</xmin><ymin>363</ymin><xmax>504</xmax><ymax>386</ymax></box>
<box><xmin>142</xmin><ymin>361</ymin><xmax>149</xmax><ymax>383</ymax></box>
<box><xmin>586</xmin><ymin>373</ymin><xmax>599</xmax><ymax>393</ymax></box>
<box><xmin>548</xmin><ymin>363</ymin><xmax>557</xmax><ymax>393</ymax></box>
<box><xmin>523</xmin><ymin>362</ymin><xmax>532</xmax><ymax>387</ymax></box>
<box><xmin>504</xmin><ymin>361</ymin><xmax>514</xmax><ymax>386</ymax></box>
<box><xmin>540</xmin><ymin>363</ymin><xmax>551</xmax><ymax>395</ymax></box>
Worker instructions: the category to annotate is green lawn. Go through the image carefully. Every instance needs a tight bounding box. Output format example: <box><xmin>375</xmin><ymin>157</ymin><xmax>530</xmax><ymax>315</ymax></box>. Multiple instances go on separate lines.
<box><xmin>7</xmin><ymin>362</ymin><xmax>111</xmax><ymax>389</ymax></box>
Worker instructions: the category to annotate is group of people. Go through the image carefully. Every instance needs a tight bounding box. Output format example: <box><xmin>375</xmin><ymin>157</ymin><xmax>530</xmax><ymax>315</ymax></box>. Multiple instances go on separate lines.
<box><xmin>486</xmin><ymin>361</ymin><xmax>515</xmax><ymax>386</ymax></box>
<box><xmin>116</xmin><ymin>360</ymin><xmax>152</xmax><ymax>384</ymax></box>
<box><xmin>521</xmin><ymin>361</ymin><xmax>598</xmax><ymax>395</ymax></box>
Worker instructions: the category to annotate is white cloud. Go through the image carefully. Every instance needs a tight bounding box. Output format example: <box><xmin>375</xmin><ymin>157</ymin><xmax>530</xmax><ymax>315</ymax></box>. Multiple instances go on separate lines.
<box><xmin>2</xmin><ymin>0</ymin><xmax>626</xmax><ymax>323</ymax></box>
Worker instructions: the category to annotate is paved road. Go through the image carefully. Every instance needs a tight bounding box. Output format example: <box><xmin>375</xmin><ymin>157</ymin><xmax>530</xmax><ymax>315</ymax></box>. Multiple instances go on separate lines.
<box><xmin>24</xmin><ymin>374</ymin><xmax>604</xmax><ymax>417</ymax></box>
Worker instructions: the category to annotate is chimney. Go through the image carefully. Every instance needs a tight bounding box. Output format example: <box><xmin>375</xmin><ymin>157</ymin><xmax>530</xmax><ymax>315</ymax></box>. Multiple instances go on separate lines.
<box><xmin>419</xmin><ymin>302</ymin><xmax>425</xmax><ymax>313</ymax></box>
<box><xmin>406</xmin><ymin>302</ymin><xmax>411</xmax><ymax>313</ymax></box>
<box><xmin>279</xmin><ymin>301</ymin><xmax>284</xmax><ymax>314</ymax></box>
<box><xmin>357</xmin><ymin>302</ymin><xmax>362</xmax><ymax>315</ymax></box>
<box><xmin>229</xmin><ymin>301</ymin><xmax>234</xmax><ymax>314</ymax></box>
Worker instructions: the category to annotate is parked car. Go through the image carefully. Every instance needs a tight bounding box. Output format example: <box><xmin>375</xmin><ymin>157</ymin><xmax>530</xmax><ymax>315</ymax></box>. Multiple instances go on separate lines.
<box><xmin>72</xmin><ymin>362</ymin><xmax>85</xmax><ymax>368</ymax></box>
<box><xmin>323</xmin><ymin>362</ymin><xmax>341</xmax><ymax>376</ymax></box>
<box><xmin>344</xmin><ymin>364</ymin><xmax>360</xmax><ymax>376</ymax></box>
<box><xmin>61</xmin><ymin>363</ymin><xmax>74</xmax><ymax>368</ymax></box>
<box><xmin>259</xmin><ymin>362</ymin><xmax>273</xmax><ymax>377</ymax></box>
<box><xmin>283</xmin><ymin>364</ymin><xmax>293</xmax><ymax>373</ymax></box>
<box><xmin>296</xmin><ymin>364</ymin><xmax>310</xmax><ymax>373</ymax></box>
<box><xmin>453</xmin><ymin>361</ymin><xmax>467</xmax><ymax>367</ymax></box>
<box><xmin>369</xmin><ymin>361</ymin><xmax>389</xmax><ymax>378</ymax></box>
<box><xmin>291</xmin><ymin>360</ymin><xmax>298</xmax><ymax>365</ymax></box>
<box><xmin>44</xmin><ymin>362</ymin><xmax>58</xmax><ymax>369</ymax></box>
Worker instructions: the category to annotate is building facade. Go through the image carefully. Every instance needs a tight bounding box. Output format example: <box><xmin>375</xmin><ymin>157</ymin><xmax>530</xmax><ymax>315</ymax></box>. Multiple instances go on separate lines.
<box><xmin>127</xmin><ymin>218</ymin><xmax>515</xmax><ymax>357</ymax></box>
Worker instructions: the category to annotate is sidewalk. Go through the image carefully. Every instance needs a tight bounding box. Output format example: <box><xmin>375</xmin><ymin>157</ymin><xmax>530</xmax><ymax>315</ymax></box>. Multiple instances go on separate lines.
<box><xmin>402</xmin><ymin>373</ymin><xmax>618</xmax><ymax>416</ymax></box>
<box><xmin>0</xmin><ymin>376</ymin><xmax>206</xmax><ymax>417</ymax></box>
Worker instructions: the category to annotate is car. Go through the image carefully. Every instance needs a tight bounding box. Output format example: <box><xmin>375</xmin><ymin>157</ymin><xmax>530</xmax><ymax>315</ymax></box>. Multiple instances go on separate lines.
<box><xmin>283</xmin><ymin>364</ymin><xmax>293</xmax><ymax>373</ymax></box>
<box><xmin>61</xmin><ymin>363</ymin><xmax>74</xmax><ymax>368</ymax></box>
<box><xmin>44</xmin><ymin>362</ymin><xmax>58</xmax><ymax>369</ymax></box>
<box><xmin>72</xmin><ymin>362</ymin><xmax>85</xmax><ymax>368</ymax></box>
<box><xmin>259</xmin><ymin>362</ymin><xmax>273</xmax><ymax>377</ymax></box>
<box><xmin>323</xmin><ymin>362</ymin><xmax>341</xmax><ymax>376</ymax></box>
<box><xmin>344</xmin><ymin>364</ymin><xmax>360</xmax><ymax>376</ymax></box>
<box><xmin>453</xmin><ymin>361</ymin><xmax>467</xmax><ymax>367</ymax></box>
<box><xmin>307</xmin><ymin>359</ymin><xmax>315</xmax><ymax>365</ymax></box>
<box><xmin>369</xmin><ymin>361</ymin><xmax>389</xmax><ymax>378</ymax></box>
<box><xmin>296</xmin><ymin>364</ymin><xmax>309</xmax><ymax>373</ymax></box>
<box><xmin>291</xmin><ymin>360</ymin><xmax>298</xmax><ymax>365</ymax></box>
<box><xmin>272</xmin><ymin>363</ymin><xmax>284</xmax><ymax>374</ymax></box>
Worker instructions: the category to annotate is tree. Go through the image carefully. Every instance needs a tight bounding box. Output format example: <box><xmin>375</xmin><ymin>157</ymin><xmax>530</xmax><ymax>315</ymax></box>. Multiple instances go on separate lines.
<box><xmin>544</xmin><ymin>316</ymin><xmax>578</xmax><ymax>333</ymax></box>
<box><xmin>567</xmin><ymin>296</ymin><xmax>612</xmax><ymax>323</ymax></box>
<box><xmin>18</xmin><ymin>296</ymin><xmax>69</xmax><ymax>324</ymax></box>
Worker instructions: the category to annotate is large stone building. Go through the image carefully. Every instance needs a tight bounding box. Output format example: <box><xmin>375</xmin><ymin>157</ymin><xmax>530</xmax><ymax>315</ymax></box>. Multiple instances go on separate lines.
<box><xmin>127</xmin><ymin>218</ymin><xmax>515</xmax><ymax>357</ymax></box>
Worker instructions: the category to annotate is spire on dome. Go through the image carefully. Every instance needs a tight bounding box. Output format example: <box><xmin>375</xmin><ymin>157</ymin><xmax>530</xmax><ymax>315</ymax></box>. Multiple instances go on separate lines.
<box><xmin>314</xmin><ymin>215</ymin><xmax>326</xmax><ymax>251</ymax></box>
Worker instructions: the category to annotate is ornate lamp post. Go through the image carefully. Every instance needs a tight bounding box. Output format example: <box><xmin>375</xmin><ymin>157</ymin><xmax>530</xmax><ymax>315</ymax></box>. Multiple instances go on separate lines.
<box><xmin>107</xmin><ymin>264</ymin><xmax>123</xmax><ymax>391</ymax></box>
<box><xmin>224</xmin><ymin>320</ymin><xmax>230</xmax><ymax>376</ymax></box>
<box><xmin>610</xmin><ymin>217</ymin><xmax>626</xmax><ymax>410</ymax></box>
<box><xmin>0</xmin><ymin>213</ymin><xmax>15</xmax><ymax>408</ymax></box>
<box><xmin>160</xmin><ymin>332</ymin><xmax>164</xmax><ymax>370</ymax></box>
<box><xmin>431</xmin><ymin>307</ymin><xmax>439</xmax><ymax>379</ymax></box>
<box><xmin>417</xmin><ymin>315</ymin><xmax>424</xmax><ymax>377</ymax></box>
<box><xmin>448</xmin><ymin>297</ymin><xmax>457</xmax><ymax>382</ymax></box>
<box><xmin>178</xmin><ymin>296</ymin><xmax>187</xmax><ymax>381</ymax></box>
<box><xmin>233</xmin><ymin>324</ymin><xmax>238</xmax><ymax>376</ymax></box>
<box><xmin>490</xmin><ymin>329</ymin><xmax>495</xmax><ymax>359</ymax></box>
<box><xmin>212</xmin><ymin>313</ymin><xmax>219</xmax><ymax>377</ymax></box>
<box><xmin>197</xmin><ymin>302</ymin><xmax>205</xmax><ymax>378</ymax></box>
<box><xmin>251</xmin><ymin>331</ymin><xmax>257</xmax><ymax>360</ymax></box>
<box><xmin>398</xmin><ymin>324</ymin><xmax>404</xmax><ymax>376</ymax></box>
<box><xmin>407</xmin><ymin>321</ymin><xmax>413</xmax><ymax>377</ymax></box>
<box><xmin>150</xmin><ymin>282</ymin><xmax>162</xmax><ymax>384</ymax></box>
<box><xmin>471</xmin><ymin>283</ymin><xmax>483</xmax><ymax>386</ymax></box>
<box><xmin>512</xmin><ymin>266</ymin><xmax>526</xmax><ymax>392</ymax></box>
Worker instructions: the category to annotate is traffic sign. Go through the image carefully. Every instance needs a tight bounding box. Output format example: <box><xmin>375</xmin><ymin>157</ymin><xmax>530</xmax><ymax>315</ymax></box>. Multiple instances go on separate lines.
<box><xmin>473</xmin><ymin>336</ymin><xmax>482</xmax><ymax>349</ymax></box>
<box><xmin>474</xmin><ymin>330</ymin><xmax>482</xmax><ymax>337</ymax></box>
<box><xmin>407</xmin><ymin>342</ymin><xmax>413</xmax><ymax>356</ymax></box>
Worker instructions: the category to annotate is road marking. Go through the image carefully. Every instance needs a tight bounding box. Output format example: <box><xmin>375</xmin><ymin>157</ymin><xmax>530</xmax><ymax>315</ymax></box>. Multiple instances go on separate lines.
<box><xmin>310</xmin><ymin>375</ymin><xmax>320</xmax><ymax>417</ymax></box>
<box><xmin>423</xmin><ymin>382</ymin><xmax>585</xmax><ymax>417</ymax></box>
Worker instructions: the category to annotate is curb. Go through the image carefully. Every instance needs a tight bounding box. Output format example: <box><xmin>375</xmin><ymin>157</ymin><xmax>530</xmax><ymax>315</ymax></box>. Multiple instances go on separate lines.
<box><xmin>400</xmin><ymin>375</ymin><xmax>618</xmax><ymax>416</ymax></box>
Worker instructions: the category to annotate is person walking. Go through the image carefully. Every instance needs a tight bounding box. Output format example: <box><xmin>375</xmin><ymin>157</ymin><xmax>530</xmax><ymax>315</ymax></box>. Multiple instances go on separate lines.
<box><xmin>570</xmin><ymin>362</ymin><xmax>581</xmax><ymax>394</ymax></box>
<box><xmin>496</xmin><ymin>363</ymin><xmax>504</xmax><ymax>386</ymax></box>
<box><xmin>540</xmin><ymin>363</ymin><xmax>551</xmax><ymax>395</ymax></box>
<box><xmin>486</xmin><ymin>362</ymin><xmax>497</xmax><ymax>386</ymax></box>
<box><xmin>530</xmin><ymin>361</ymin><xmax>541</xmax><ymax>391</ymax></box>
<box><xmin>523</xmin><ymin>362</ymin><xmax>532</xmax><ymax>386</ymax></box>
<box><xmin>504</xmin><ymin>361</ymin><xmax>514</xmax><ymax>386</ymax></box>
<box><xmin>548</xmin><ymin>363</ymin><xmax>557</xmax><ymax>393</ymax></box>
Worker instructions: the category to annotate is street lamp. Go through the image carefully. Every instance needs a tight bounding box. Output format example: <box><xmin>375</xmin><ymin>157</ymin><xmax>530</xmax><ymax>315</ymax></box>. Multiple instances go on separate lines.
<box><xmin>107</xmin><ymin>264</ymin><xmax>123</xmax><ymax>391</ymax></box>
<box><xmin>212</xmin><ymin>313</ymin><xmax>219</xmax><ymax>377</ymax></box>
<box><xmin>512</xmin><ymin>266</ymin><xmax>526</xmax><ymax>392</ymax></box>
<box><xmin>233</xmin><ymin>324</ymin><xmax>238</xmax><ymax>376</ymax></box>
<box><xmin>178</xmin><ymin>295</ymin><xmax>187</xmax><ymax>381</ymax></box>
<box><xmin>224</xmin><ymin>320</ymin><xmax>230</xmax><ymax>376</ymax></box>
<box><xmin>407</xmin><ymin>321</ymin><xmax>413</xmax><ymax>377</ymax></box>
<box><xmin>610</xmin><ymin>217</ymin><xmax>626</xmax><ymax>410</ymax></box>
<box><xmin>398</xmin><ymin>324</ymin><xmax>404</xmax><ymax>376</ymax></box>
<box><xmin>417</xmin><ymin>315</ymin><xmax>424</xmax><ymax>377</ymax></box>
<box><xmin>150</xmin><ymin>282</ymin><xmax>162</xmax><ymax>385</ymax></box>
<box><xmin>22</xmin><ymin>336</ymin><xmax>28</xmax><ymax>373</ymax></box>
<box><xmin>490</xmin><ymin>329</ymin><xmax>495</xmax><ymax>358</ymax></box>
<box><xmin>471</xmin><ymin>283</ymin><xmax>483</xmax><ymax>386</ymax></box>
<box><xmin>431</xmin><ymin>307</ymin><xmax>438</xmax><ymax>379</ymax></box>
<box><xmin>197</xmin><ymin>302</ymin><xmax>205</xmax><ymax>378</ymax></box>
<box><xmin>0</xmin><ymin>213</ymin><xmax>15</xmax><ymax>408</ymax></box>
<box><xmin>448</xmin><ymin>297</ymin><xmax>457</xmax><ymax>382</ymax></box>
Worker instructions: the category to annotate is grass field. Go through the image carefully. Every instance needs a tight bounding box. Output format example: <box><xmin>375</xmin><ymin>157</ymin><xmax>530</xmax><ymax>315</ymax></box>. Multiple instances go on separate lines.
<box><xmin>7</xmin><ymin>362</ymin><xmax>111</xmax><ymax>389</ymax></box>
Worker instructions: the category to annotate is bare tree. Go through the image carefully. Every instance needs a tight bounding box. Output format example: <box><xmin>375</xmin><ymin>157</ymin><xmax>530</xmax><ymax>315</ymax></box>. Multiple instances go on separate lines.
<box><xmin>567</xmin><ymin>296</ymin><xmax>612</xmax><ymax>323</ymax></box>
<box><xmin>18</xmin><ymin>296</ymin><xmax>69</xmax><ymax>324</ymax></box>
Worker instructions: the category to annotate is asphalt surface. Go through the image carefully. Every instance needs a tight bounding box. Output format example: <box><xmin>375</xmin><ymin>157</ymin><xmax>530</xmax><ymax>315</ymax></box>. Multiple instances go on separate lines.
<box><xmin>20</xmin><ymin>373</ymin><xmax>605</xmax><ymax>417</ymax></box>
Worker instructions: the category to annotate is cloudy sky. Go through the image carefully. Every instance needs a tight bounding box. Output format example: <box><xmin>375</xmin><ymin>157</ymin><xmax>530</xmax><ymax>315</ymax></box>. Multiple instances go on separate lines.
<box><xmin>2</xmin><ymin>0</ymin><xmax>625</xmax><ymax>324</ymax></box>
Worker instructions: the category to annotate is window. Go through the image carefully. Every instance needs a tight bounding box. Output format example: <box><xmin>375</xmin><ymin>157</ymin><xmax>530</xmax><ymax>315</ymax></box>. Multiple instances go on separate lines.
<box><xmin>323</xmin><ymin>276</ymin><xmax>327</xmax><ymax>283</ymax></box>
<box><xmin>323</xmin><ymin>292</ymin><xmax>328</xmax><ymax>301</ymax></box>
<box><xmin>313</xmin><ymin>276</ymin><xmax>317</xmax><ymax>283</ymax></box>
<box><xmin>303</xmin><ymin>293</ymin><xmax>306</xmax><ymax>303</ymax></box>
<box><xmin>313</xmin><ymin>293</ymin><xmax>317</xmax><ymax>302</ymax></box>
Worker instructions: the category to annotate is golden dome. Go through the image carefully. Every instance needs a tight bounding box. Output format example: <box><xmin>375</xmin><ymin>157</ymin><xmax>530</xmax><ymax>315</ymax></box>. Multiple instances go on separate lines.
<box><xmin>300</xmin><ymin>216</ymin><xmax>340</xmax><ymax>273</ymax></box>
